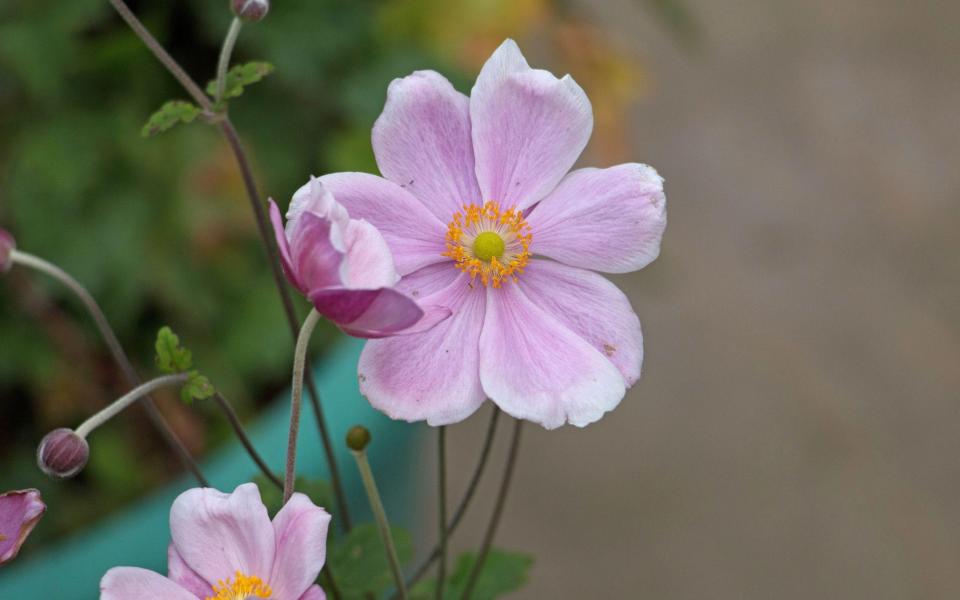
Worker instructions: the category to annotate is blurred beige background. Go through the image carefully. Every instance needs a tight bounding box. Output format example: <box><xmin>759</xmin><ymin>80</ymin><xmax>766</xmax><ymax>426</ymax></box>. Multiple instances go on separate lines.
<box><xmin>430</xmin><ymin>0</ymin><xmax>960</xmax><ymax>598</ymax></box>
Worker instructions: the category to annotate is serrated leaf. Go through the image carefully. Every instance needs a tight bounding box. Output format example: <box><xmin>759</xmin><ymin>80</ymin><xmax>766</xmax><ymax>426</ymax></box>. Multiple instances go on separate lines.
<box><xmin>155</xmin><ymin>326</ymin><xmax>192</xmax><ymax>373</ymax></box>
<box><xmin>410</xmin><ymin>549</ymin><xmax>534</xmax><ymax>600</ymax></box>
<box><xmin>141</xmin><ymin>100</ymin><xmax>201</xmax><ymax>137</ymax></box>
<box><xmin>180</xmin><ymin>371</ymin><xmax>214</xmax><ymax>404</ymax></box>
<box><xmin>254</xmin><ymin>475</ymin><xmax>332</xmax><ymax>518</ymax></box>
<box><xmin>328</xmin><ymin>523</ymin><xmax>413</xmax><ymax>597</ymax></box>
<box><xmin>206</xmin><ymin>61</ymin><xmax>274</xmax><ymax>102</ymax></box>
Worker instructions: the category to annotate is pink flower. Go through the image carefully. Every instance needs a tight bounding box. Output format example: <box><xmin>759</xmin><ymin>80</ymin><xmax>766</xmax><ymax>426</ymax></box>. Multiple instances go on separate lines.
<box><xmin>100</xmin><ymin>483</ymin><xmax>330</xmax><ymax>600</ymax></box>
<box><xmin>321</xmin><ymin>39</ymin><xmax>667</xmax><ymax>429</ymax></box>
<box><xmin>0</xmin><ymin>489</ymin><xmax>45</xmax><ymax>565</ymax></box>
<box><xmin>270</xmin><ymin>178</ymin><xmax>447</xmax><ymax>338</ymax></box>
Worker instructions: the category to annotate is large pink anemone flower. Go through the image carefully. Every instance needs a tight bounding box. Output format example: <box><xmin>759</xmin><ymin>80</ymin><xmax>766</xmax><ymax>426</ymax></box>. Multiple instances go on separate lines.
<box><xmin>270</xmin><ymin>178</ymin><xmax>447</xmax><ymax>338</ymax></box>
<box><xmin>0</xmin><ymin>488</ymin><xmax>45</xmax><ymax>565</ymax></box>
<box><xmin>318</xmin><ymin>39</ymin><xmax>667</xmax><ymax>429</ymax></box>
<box><xmin>100</xmin><ymin>483</ymin><xmax>330</xmax><ymax>600</ymax></box>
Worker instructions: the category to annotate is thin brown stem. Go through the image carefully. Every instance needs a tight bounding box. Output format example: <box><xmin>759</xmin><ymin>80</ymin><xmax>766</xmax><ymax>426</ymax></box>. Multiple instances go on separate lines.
<box><xmin>213</xmin><ymin>392</ymin><xmax>282</xmax><ymax>489</ymax></box>
<box><xmin>461</xmin><ymin>419</ymin><xmax>523</xmax><ymax>600</ymax></box>
<box><xmin>436</xmin><ymin>426</ymin><xmax>448</xmax><ymax>599</ymax></box>
<box><xmin>105</xmin><ymin>0</ymin><xmax>351</xmax><ymax>528</ymax></box>
<box><xmin>404</xmin><ymin>408</ymin><xmax>501</xmax><ymax>590</ymax></box>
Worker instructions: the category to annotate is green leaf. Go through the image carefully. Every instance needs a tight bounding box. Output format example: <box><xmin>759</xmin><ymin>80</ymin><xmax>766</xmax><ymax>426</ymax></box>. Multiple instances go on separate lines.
<box><xmin>328</xmin><ymin>523</ymin><xmax>413</xmax><ymax>597</ymax></box>
<box><xmin>253</xmin><ymin>475</ymin><xmax>332</xmax><ymax>517</ymax></box>
<box><xmin>155</xmin><ymin>326</ymin><xmax>193</xmax><ymax>373</ymax></box>
<box><xmin>410</xmin><ymin>549</ymin><xmax>534</xmax><ymax>600</ymax></box>
<box><xmin>180</xmin><ymin>371</ymin><xmax>214</xmax><ymax>404</ymax></box>
<box><xmin>140</xmin><ymin>100</ymin><xmax>201</xmax><ymax>137</ymax></box>
<box><xmin>206</xmin><ymin>61</ymin><xmax>274</xmax><ymax>102</ymax></box>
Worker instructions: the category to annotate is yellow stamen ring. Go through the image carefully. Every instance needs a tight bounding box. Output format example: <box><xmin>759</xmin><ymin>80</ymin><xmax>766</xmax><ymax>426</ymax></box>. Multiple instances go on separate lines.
<box><xmin>206</xmin><ymin>571</ymin><xmax>272</xmax><ymax>600</ymax></box>
<box><xmin>442</xmin><ymin>201</ymin><xmax>532</xmax><ymax>288</ymax></box>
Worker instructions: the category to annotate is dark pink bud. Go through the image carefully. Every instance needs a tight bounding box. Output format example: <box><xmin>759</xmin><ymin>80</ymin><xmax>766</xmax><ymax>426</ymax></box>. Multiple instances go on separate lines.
<box><xmin>0</xmin><ymin>228</ymin><xmax>15</xmax><ymax>273</ymax></box>
<box><xmin>231</xmin><ymin>0</ymin><xmax>269</xmax><ymax>22</ymax></box>
<box><xmin>37</xmin><ymin>428</ymin><xmax>89</xmax><ymax>479</ymax></box>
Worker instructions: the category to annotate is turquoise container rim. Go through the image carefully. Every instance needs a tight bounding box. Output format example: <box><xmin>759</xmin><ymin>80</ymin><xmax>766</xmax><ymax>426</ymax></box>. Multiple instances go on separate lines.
<box><xmin>0</xmin><ymin>337</ymin><xmax>423</xmax><ymax>598</ymax></box>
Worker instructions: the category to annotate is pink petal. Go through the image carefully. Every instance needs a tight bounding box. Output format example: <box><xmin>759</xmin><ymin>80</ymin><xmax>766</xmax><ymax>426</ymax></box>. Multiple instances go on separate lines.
<box><xmin>517</xmin><ymin>260</ymin><xmax>643</xmax><ymax>385</ymax></box>
<box><xmin>269</xmin><ymin>493</ymin><xmax>331</xmax><ymax>600</ymax></box>
<box><xmin>298</xmin><ymin>585</ymin><xmax>328</xmax><ymax>600</ymax></box>
<box><xmin>169</xmin><ymin>483</ymin><xmax>275</xmax><ymax>587</ymax></box>
<box><xmin>168</xmin><ymin>544</ymin><xmax>212</xmax><ymax>597</ymax></box>
<box><xmin>394</xmin><ymin>262</ymin><xmax>462</xmax><ymax>300</ymax></box>
<box><xmin>479</xmin><ymin>284</ymin><xmax>626</xmax><ymax>429</ymax></box>
<box><xmin>270</xmin><ymin>201</ymin><xmax>345</xmax><ymax>294</ymax></box>
<box><xmin>471</xmin><ymin>39</ymin><xmax>593</xmax><ymax>210</ymax></box>
<box><xmin>309</xmin><ymin>287</ymin><xmax>425</xmax><ymax>338</ymax></box>
<box><xmin>373</xmin><ymin>70</ymin><xmax>481</xmax><ymax>220</ymax></box>
<box><xmin>319</xmin><ymin>172</ymin><xmax>448</xmax><ymax>275</ymax></box>
<box><xmin>0</xmin><ymin>489</ymin><xmax>45</xmax><ymax>564</ymax></box>
<box><xmin>358</xmin><ymin>275</ymin><xmax>487</xmax><ymax>425</ymax></box>
<box><xmin>341</xmin><ymin>219</ymin><xmax>400</xmax><ymax>289</ymax></box>
<box><xmin>270</xmin><ymin>199</ymin><xmax>303</xmax><ymax>291</ymax></box>
<box><xmin>100</xmin><ymin>567</ymin><xmax>198</xmax><ymax>600</ymax></box>
<box><xmin>287</xmin><ymin>177</ymin><xmax>350</xmax><ymax>241</ymax></box>
<box><xmin>526</xmin><ymin>164</ymin><xmax>666</xmax><ymax>273</ymax></box>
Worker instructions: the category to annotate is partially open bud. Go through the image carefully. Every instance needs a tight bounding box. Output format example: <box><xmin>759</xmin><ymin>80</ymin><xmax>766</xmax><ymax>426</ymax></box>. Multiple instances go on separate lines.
<box><xmin>231</xmin><ymin>0</ymin><xmax>269</xmax><ymax>22</ymax></box>
<box><xmin>37</xmin><ymin>428</ymin><xmax>89</xmax><ymax>479</ymax></box>
<box><xmin>346</xmin><ymin>425</ymin><xmax>371</xmax><ymax>452</ymax></box>
<box><xmin>0</xmin><ymin>228</ymin><xmax>15</xmax><ymax>273</ymax></box>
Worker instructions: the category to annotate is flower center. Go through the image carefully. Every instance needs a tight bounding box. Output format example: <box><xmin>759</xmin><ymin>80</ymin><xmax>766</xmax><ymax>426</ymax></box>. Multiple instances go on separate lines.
<box><xmin>206</xmin><ymin>571</ymin><xmax>272</xmax><ymax>600</ymax></box>
<box><xmin>442</xmin><ymin>201</ymin><xmax>532</xmax><ymax>288</ymax></box>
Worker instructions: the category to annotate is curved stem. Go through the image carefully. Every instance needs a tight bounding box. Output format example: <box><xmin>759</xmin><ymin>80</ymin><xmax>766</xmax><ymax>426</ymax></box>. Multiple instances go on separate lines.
<box><xmin>10</xmin><ymin>250</ymin><xmax>208</xmax><ymax>485</ymax></box>
<box><xmin>105</xmin><ymin>0</ymin><xmax>352</xmax><ymax>528</ymax></box>
<box><xmin>436</xmin><ymin>426</ymin><xmax>448</xmax><ymax>599</ymax></box>
<box><xmin>76</xmin><ymin>373</ymin><xmax>189</xmax><ymax>438</ymax></box>
<box><xmin>461</xmin><ymin>419</ymin><xmax>524</xmax><ymax>600</ymax></box>
<box><xmin>404</xmin><ymin>408</ymin><xmax>501</xmax><ymax>590</ymax></box>
<box><xmin>213</xmin><ymin>392</ymin><xmax>282</xmax><ymax>489</ymax></box>
<box><xmin>352</xmin><ymin>447</ymin><xmax>408</xmax><ymax>600</ymax></box>
<box><xmin>283</xmin><ymin>309</ymin><xmax>322</xmax><ymax>504</ymax></box>
<box><xmin>215</xmin><ymin>18</ymin><xmax>243</xmax><ymax>104</ymax></box>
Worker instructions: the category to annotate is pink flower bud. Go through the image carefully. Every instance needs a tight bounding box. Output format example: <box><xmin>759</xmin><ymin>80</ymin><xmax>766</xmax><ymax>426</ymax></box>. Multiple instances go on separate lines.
<box><xmin>0</xmin><ymin>228</ymin><xmax>15</xmax><ymax>273</ymax></box>
<box><xmin>37</xmin><ymin>428</ymin><xmax>89</xmax><ymax>479</ymax></box>
<box><xmin>231</xmin><ymin>0</ymin><xmax>269</xmax><ymax>22</ymax></box>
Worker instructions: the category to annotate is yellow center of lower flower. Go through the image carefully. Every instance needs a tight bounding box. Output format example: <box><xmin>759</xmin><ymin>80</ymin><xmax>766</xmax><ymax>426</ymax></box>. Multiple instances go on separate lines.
<box><xmin>442</xmin><ymin>201</ymin><xmax>532</xmax><ymax>287</ymax></box>
<box><xmin>206</xmin><ymin>571</ymin><xmax>272</xmax><ymax>600</ymax></box>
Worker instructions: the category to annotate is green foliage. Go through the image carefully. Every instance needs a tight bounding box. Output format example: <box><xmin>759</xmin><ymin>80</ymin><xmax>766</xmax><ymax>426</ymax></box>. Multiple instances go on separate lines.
<box><xmin>328</xmin><ymin>524</ymin><xmax>413</xmax><ymax>598</ymax></box>
<box><xmin>155</xmin><ymin>326</ymin><xmax>193</xmax><ymax>373</ymax></box>
<box><xmin>180</xmin><ymin>372</ymin><xmax>215</xmax><ymax>404</ymax></box>
<box><xmin>253</xmin><ymin>474</ymin><xmax>333</xmax><ymax>517</ymax></box>
<box><xmin>206</xmin><ymin>61</ymin><xmax>275</xmax><ymax>102</ymax></box>
<box><xmin>411</xmin><ymin>549</ymin><xmax>534</xmax><ymax>600</ymax></box>
<box><xmin>141</xmin><ymin>100</ymin><xmax>202</xmax><ymax>137</ymax></box>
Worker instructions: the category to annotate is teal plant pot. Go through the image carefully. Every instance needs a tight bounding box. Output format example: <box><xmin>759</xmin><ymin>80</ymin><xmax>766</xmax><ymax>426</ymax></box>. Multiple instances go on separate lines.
<box><xmin>0</xmin><ymin>337</ymin><xmax>422</xmax><ymax>598</ymax></box>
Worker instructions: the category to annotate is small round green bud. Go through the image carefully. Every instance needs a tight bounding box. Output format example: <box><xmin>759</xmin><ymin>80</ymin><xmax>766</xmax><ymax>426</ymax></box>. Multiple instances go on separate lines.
<box><xmin>472</xmin><ymin>231</ymin><xmax>505</xmax><ymax>262</ymax></box>
<box><xmin>37</xmin><ymin>428</ymin><xmax>89</xmax><ymax>479</ymax></box>
<box><xmin>231</xmin><ymin>0</ymin><xmax>269</xmax><ymax>22</ymax></box>
<box><xmin>346</xmin><ymin>425</ymin><xmax>371</xmax><ymax>452</ymax></box>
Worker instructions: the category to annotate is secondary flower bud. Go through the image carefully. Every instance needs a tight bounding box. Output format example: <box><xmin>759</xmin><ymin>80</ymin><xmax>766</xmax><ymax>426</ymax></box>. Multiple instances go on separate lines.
<box><xmin>37</xmin><ymin>428</ymin><xmax>89</xmax><ymax>479</ymax></box>
<box><xmin>346</xmin><ymin>425</ymin><xmax>371</xmax><ymax>452</ymax></box>
<box><xmin>0</xmin><ymin>228</ymin><xmax>15</xmax><ymax>273</ymax></box>
<box><xmin>231</xmin><ymin>0</ymin><xmax>269</xmax><ymax>22</ymax></box>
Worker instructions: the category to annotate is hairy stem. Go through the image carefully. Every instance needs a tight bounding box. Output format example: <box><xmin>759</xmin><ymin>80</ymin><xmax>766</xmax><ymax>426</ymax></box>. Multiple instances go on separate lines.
<box><xmin>76</xmin><ymin>373</ymin><xmax>189</xmax><ymax>438</ymax></box>
<box><xmin>284</xmin><ymin>309</ymin><xmax>322</xmax><ymax>504</ymax></box>
<box><xmin>10</xmin><ymin>250</ymin><xmax>208</xmax><ymax>485</ymax></box>
<box><xmin>461</xmin><ymin>419</ymin><xmax>524</xmax><ymax>600</ymax></box>
<box><xmin>352</xmin><ymin>447</ymin><xmax>408</xmax><ymax>600</ymax></box>
<box><xmin>105</xmin><ymin>0</ymin><xmax>352</xmax><ymax>527</ymax></box>
<box><xmin>213</xmin><ymin>392</ymin><xmax>282</xmax><ymax>489</ymax></box>
<box><xmin>436</xmin><ymin>426</ymin><xmax>448</xmax><ymax>599</ymax></box>
<box><xmin>215</xmin><ymin>18</ymin><xmax>243</xmax><ymax>104</ymax></box>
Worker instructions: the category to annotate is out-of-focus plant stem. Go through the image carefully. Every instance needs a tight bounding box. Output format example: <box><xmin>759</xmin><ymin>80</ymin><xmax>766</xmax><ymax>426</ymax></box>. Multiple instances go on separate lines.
<box><xmin>105</xmin><ymin>0</ymin><xmax>352</xmax><ymax>530</ymax></box>
<box><xmin>76</xmin><ymin>374</ymin><xmax>189</xmax><ymax>437</ymax></box>
<box><xmin>284</xmin><ymin>309</ymin><xmax>321</xmax><ymax>504</ymax></box>
<box><xmin>213</xmin><ymin>391</ymin><xmax>282</xmax><ymax>489</ymax></box>
<box><xmin>436</xmin><ymin>426</ymin><xmax>448</xmax><ymax>599</ymax></box>
<box><xmin>215</xmin><ymin>18</ymin><xmax>243</xmax><ymax>104</ymax></box>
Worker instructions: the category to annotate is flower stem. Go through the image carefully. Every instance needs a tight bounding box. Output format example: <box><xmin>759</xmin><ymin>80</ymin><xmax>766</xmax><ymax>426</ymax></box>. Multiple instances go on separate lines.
<box><xmin>105</xmin><ymin>0</ymin><xmax>352</xmax><ymax>529</ymax></box>
<box><xmin>403</xmin><ymin>408</ymin><xmax>501</xmax><ymax>591</ymax></box>
<box><xmin>215</xmin><ymin>18</ymin><xmax>243</xmax><ymax>104</ymax></box>
<box><xmin>75</xmin><ymin>373</ymin><xmax>189</xmax><ymax>438</ymax></box>
<box><xmin>213</xmin><ymin>392</ymin><xmax>282</xmax><ymax>489</ymax></box>
<box><xmin>351</xmin><ymin>445</ymin><xmax>408</xmax><ymax>600</ymax></box>
<box><xmin>461</xmin><ymin>419</ymin><xmax>524</xmax><ymax>600</ymax></box>
<box><xmin>9</xmin><ymin>250</ymin><xmax>208</xmax><ymax>485</ymax></box>
<box><xmin>283</xmin><ymin>308</ymin><xmax>322</xmax><ymax>504</ymax></box>
<box><xmin>436</xmin><ymin>426</ymin><xmax>448</xmax><ymax>599</ymax></box>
